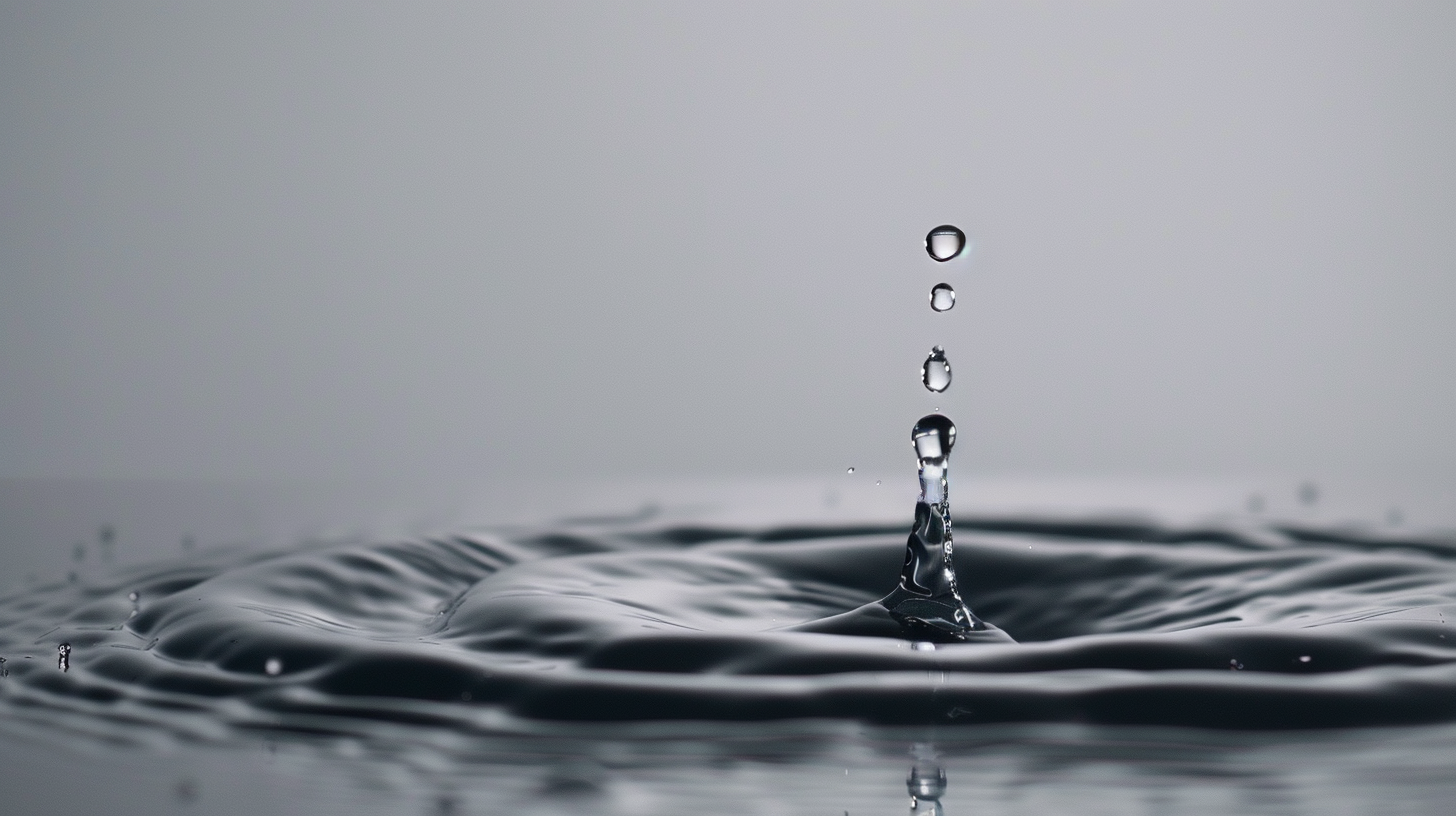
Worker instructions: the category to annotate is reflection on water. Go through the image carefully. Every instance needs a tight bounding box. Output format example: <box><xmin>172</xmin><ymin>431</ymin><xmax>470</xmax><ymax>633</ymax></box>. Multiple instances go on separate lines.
<box><xmin>3</xmin><ymin>495</ymin><xmax>1456</xmax><ymax>812</ymax></box>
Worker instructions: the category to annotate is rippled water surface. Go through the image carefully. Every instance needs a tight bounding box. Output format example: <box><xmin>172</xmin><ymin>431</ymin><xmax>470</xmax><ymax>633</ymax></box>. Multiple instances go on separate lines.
<box><xmin>4</xmin><ymin>485</ymin><xmax>1456</xmax><ymax>813</ymax></box>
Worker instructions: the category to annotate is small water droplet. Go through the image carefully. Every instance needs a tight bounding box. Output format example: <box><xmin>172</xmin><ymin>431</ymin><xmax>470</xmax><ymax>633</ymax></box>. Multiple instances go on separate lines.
<box><xmin>174</xmin><ymin>778</ymin><xmax>198</xmax><ymax>804</ymax></box>
<box><xmin>929</xmin><ymin>283</ymin><xmax>955</xmax><ymax>312</ymax></box>
<box><xmin>265</xmin><ymin>657</ymin><xmax>282</xmax><ymax>676</ymax></box>
<box><xmin>1297</xmin><ymin>481</ymin><xmax>1320</xmax><ymax>507</ymax></box>
<box><xmin>921</xmin><ymin>346</ymin><xmax>951</xmax><ymax>393</ymax></box>
<box><xmin>912</xmin><ymin>642</ymin><xmax>936</xmax><ymax>652</ymax></box>
<box><xmin>128</xmin><ymin>591</ymin><xmax>139</xmax><ymax>602</ymax></box>
<box><xmin>847</xmin><ymin>467</ymin><xmax>855</xmax><ymax>474</ymax></box>
<box><xmin>875</xmin><ymin>480</ymin><xmax>881</xmax><ymax>486</ymax></box>
<box><xmin>57</xmin><ymin>643</ymin><xmax>71</xmax><ymax>672</ymax></box>
<box><xmin>1299</xmin><ymin>655</ymin><xmax>1312</xmax><ymax>663</ymax></box>
<box><xmin>924</xmin><ymin>225</ymin><xmax>966</xmax><ymax>262</ymax></box>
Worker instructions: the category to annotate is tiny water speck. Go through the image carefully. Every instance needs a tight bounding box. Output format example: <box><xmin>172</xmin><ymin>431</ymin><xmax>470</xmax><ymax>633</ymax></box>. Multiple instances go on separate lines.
<box><xmin>846</xmin><ymin>467</ymin><xmax>854</xmax><ymax>474</ymax></box>
<box><xmin>929</xmin><ymin>283</ymin><xmax>955</xmax><ymax>312</ymax></box>
<box><xmin>921</xmin><ymin>346</ymin><xmax>951</xmax><ymax>393</ymax></box>
<box><xmin>924</xmin><ymin>225</ymin><xmax>965</xmax><ymax>262</ymax></box>
<box><xmin>265</xmin><ymin>657</ymin><xmax>283</xmax><ymax>676</ymax></box>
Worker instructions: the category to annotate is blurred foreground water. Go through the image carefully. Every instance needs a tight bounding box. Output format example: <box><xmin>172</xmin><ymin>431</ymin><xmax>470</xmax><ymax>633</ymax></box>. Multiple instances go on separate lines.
<box><xmin>2</xmin><ymin>475</ymin><xmax>1455</xmax><ymax>814</ymax></box>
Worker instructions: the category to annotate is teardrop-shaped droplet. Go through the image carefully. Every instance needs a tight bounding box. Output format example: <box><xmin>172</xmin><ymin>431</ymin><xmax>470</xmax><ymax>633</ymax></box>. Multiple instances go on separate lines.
<box><xmin>921</xmin><ymin>346</ymin><xmax>951</xmax><ymax>393</ymax></box>
<box><xmin>929</xmin><ymin>283</ymin><xmax>955</xmax><ymax>312</ymax></box>
<box><xmin>925</xmin><ymin>225</ymin><xmax>965</xmax><ymax>262</ymax></box>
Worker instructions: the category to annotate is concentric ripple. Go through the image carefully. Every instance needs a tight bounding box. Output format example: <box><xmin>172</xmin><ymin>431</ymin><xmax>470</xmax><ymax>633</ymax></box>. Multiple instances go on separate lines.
<box><xmin>3</xmin><ymin>516</ymin><xmax>1456</xmax><ymax>753</ymax></box>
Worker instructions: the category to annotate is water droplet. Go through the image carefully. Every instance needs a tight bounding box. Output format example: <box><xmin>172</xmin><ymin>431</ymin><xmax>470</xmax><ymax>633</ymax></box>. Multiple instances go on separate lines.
<box><xmin>921</xmin><ymin>346</ymin><xmax>951</xmax><ymax>393</ymax></box>
<box><xmin>57</xmin><ymin>643</ymin><xmax>71</xmax><ymax>672</ymax></box>
<box><xmin>907</xmin><ymin>765</ymin><xmax>947</xmax><ymax>800</ymax></box>
<box><xmin>174</xmin><ymin>778</ymin><xmax>198</xmax><ymax>803</ymax></box>
<box><xmin>1299</xmin><ymin>655</ymin><xmax>1312</xmax><ymax>663</ymax></box>
<box><xmin>1297</xmin><ymin>481</ymin><xmax>1320</xmax><ymax>507</ymax></box>
<box><xmin>924</xmin><ymin>225</ymin><xmax>965</xmax><ymax>262</ymax></box>
<box><xmin>875</xmin><ymin>480</ymin><xmax>881</xmax><ymax>486</ymax></box>
<box><xmin>846</xmin><ymin>467</ymin><xmax>855</xmax><ymax>474</ymax></box>
<box><xmin>127</xmin><ymin>591</ymin><xmax>139</xmax><ymax>602</ymax></box>
<box><xmin>912</xmin><ymin>642</ymin><xmax>936</xmax><ymax>652</ymax></box>
<box><xmin>929</xmin><ymin>283</ymin><xmax>955</xmax><ymax>312</ymax></box>
<box><xmin>1229</xmin><ymin>659</ymin><xmax>1244</xmax><ymax>671</ymax></box>
<box><xmin>265</xmin><ymin>657</ymin><xmax>282</xmax><ymax>676</ymax></box>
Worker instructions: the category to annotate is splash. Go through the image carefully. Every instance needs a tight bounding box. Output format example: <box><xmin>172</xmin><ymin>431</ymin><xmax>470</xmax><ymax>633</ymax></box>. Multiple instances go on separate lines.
<box><xmin>879</xmin><ymin>415</ymin><xmax>1011</xmax><ymax>643</ymax></box>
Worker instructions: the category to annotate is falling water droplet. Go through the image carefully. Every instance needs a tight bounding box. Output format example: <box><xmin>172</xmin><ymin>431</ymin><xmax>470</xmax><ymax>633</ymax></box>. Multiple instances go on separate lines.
<box><xmin>929</xmin><ymin>283</ymin><xmax>955</xmax><ymax>312</ymax></box>
<box><xmin>924</xmin><ymin>225</ymin><xmax>966</xmax><ymax>262</ymax></box>
<box><xmin>57</xmin><ymin>643</ymin><xmax>71</xmax><ymax>672</ymax></box>
<box><xmin>265</xmin><ymin>657</ymin><xmax>283</xmax><ymax>676</ymax></box>
<box><xmin>907</xmin><ymin>765</ymin><xmax>947</xmax><ymax>800</ymax></box>
<box><xmin>921</xmin><ymin>346</ymin><xmax>951</xmax><ymax>393</ymax></box>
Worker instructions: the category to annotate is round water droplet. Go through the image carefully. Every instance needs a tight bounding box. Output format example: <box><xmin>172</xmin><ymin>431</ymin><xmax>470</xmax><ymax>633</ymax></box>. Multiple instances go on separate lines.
<box><xmin>265</xmin><ymin>657</ymin><xmax>283</xmax><ymax>676</ymax></box>
<box><xmin>127</xmin><ymin>591</ymin><xmax>138</xmax><ymax>602</ymax></box>
<box><xmin>929</xmin><ymin>283</ymin><xmax>955</xmax><ymax>312</ymax></box>
<box><xmin>924</xmin><ymin>225</ymin><xmax>965</xmax><ymax>262</ymax></box>
<box><xmin>912</xmin><ymin>641</ymin><xmax>936</xmax><ymax>652</ymax></box>
<box><xmin>921</xmin><ymin>346</ymin><xmax>951</xmax><ymax>393</ymax></box>
<box><xmin>846</xmin><ymin>467</ymin><xmax>855</xmax><ymax>474</ymax></box>
<box><xmin>911</xmin><ymin>413</ymin><xmax>956</xmax><ymax>461</ymax></box>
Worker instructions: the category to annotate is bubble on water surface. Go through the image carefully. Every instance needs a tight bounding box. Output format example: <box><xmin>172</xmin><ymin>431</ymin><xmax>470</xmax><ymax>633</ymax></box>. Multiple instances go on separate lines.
<box><xmin>924</xmin><ymin>225</ymin><xmax>965</xmax><ymax>262</ymax></box>
<box><xmin>265</xmin><ymin>657</ymin><xmax>283</xmax><ymax>676</ymax></box>
<box><xmin>921</xmin><ymin>347</ymin><xmax>951</xmax><ymax>393</ymax></box>
<box><xmin>929</xmin><ymin>283</ymin><xmax>955</xmax><ymax>312</ymax></box>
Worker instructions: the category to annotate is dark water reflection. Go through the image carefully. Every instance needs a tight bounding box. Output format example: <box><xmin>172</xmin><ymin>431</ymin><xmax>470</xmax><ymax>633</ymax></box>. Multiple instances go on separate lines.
<box><xmin>3</xmin><ymin>512</ymin><xmax>1456</xmax><ymax>811</ymax></box>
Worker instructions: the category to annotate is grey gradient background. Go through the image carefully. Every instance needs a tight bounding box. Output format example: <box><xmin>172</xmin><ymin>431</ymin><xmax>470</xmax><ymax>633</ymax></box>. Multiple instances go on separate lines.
<box><xmin>3</xmin><ymin>1</ymin><xmax>1454</xmax><ymax>487</ymax></box>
